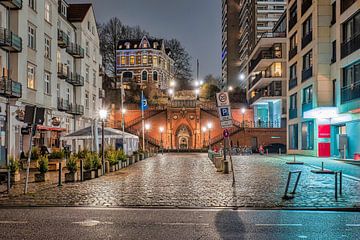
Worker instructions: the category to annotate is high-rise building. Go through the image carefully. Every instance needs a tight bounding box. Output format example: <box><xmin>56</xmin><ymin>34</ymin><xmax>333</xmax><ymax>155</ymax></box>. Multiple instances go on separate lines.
<box><xmin>286</xmin><ymin>0</ymin><xmax>360</xmax><ymax>158</ymax></box>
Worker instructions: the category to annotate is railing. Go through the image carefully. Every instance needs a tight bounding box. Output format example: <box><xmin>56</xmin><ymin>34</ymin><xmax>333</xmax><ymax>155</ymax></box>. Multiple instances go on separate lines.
<box><xmin>249</xmin><ymin>89</ymin><xmax>282</xmax><ymax>105</ymax></box>
<box><xmin>57</xmin><ymin>98</ymin><xmax>70</xmax><ymax>112</ymax></box>
<box><xmin>125</xmin><ymin>109</ymin><xmax>166</xmax><ymax>129</ymax></box>
<box><xmin>301</xmin><ymin>0</ymin><xmax>312</xmax><ymax>15</ymax></box>
<box><xmin>66</xmin><ymin>73</ymin><xmax>84</xmax><ymax>86</ymax></box>
<box><xmin>0</xmin><ymin>77</ymin><xmax>22</xmax><ymax>98</ymax></box>
<box><xmin>249</xmin><ymin>49</ymin><xmax>282</xmax><ymax>72</ymax></box>
<box><xmin>252</xmin><ymin>32</ymin><xmax>286</xmax><ymax>50</ymax></box>
<box><xmin>301</xmin><ymin>66</ymin><xmax>313</xmax><ymax>82</ymax></box>
<box><xmin>302</xmin><ymin>102</ymin><xmax>313</xmax><ymax>113</ymax></box>
<box><xmin>301</xmin><ymin>31</ymin><xmax>312</xmax><ymax>49</ymax></box>
<box><xmin>289</xmin><ymin>77</ymin><xmax>298</xmax><ymax>90</ymax></box>
<box><xmin>66</xmin><ymin>43</ymin><xmax>84</xmax><ymax>58</ymax></box>
<box><xmin>289</xmin><ymin>108</ymin><xmax>298</xmax><ymax>119</ymax></box>
<box><xmin>57</xmin><ymin>63</ymin><xmax>69</xmax><ymax>79</ymax></box>
<box><xmin>341</xmin><ymin>0</ymin><xmax>356</xmax><ymax>13</ymax></box>
<box><xmin>341</xmin><ymin>33</ymin><xmax>360</xmax><ymax>59</ymax></box>
<box><xmin>288</xmin><ymin>15</ymin><xmax>297</xmax><ymax>31</ymax></box>
<box><xmin>57</xmin><ymin>29</ymin><xmax>69</xmax><ymax>48</ymax></box>
<box><xmin>341</xmin><ymin>82</ymin><xmax>360</xmax><ymax>104</ymax></box>
<box><xmin>288</xmin><ymin>46</ymin><xmax>297</xmax><ymax>60</ymax></box>
<box><xmin>0</xmin><ymin>27</ymin><xmax>22</xmax><ymax>52</ymax></box>
<box><xmin>67</xmin><ymin>104</ymin><xmax>84</xmax><ymax>115</ymax></box>
<box><xmin>170</xmin><ymin>99</ymin><xmax>197</xmax><ymax>108</ymax></box>
<box><xmin>0</xmin><ymin>0</ymin><xmax>22</xmax><ymax>9</ymax></box>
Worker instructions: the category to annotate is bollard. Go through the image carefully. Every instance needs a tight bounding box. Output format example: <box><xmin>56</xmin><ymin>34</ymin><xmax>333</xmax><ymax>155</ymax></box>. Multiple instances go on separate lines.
<box><xmin>266</xmin><ymin>149</ymin><xmax>268</xmax><ymax>155</ymax></box>
<box><xmin>106</xmin><ymin>161</ymin><xmax>110</xmax><ymax>173</ymax></box>
<box><xmin>223</xmin><ymin>161</ymin><xmax>229</xmax><ymax>174</ymax></box>
<box><xmin>335</xmin><ymin>172</ymin><xmax>338</xmax><ymax>200</ymax></box>
<box><xmin>279</xmin><ymin>148</ymin><xmax>281</xmax><ymax>155</ymax></box>
<box><xmin>80</xmin><ymin>160</ymin><xmax>84</xmax><ymax>181</ymax></box>
<box><xmin>321</xmin><ymin>162</ymin><xmax>324</xmax><ymax>171</ymax></box>
<box><xmin>294</xmin><ymin>155</ymin><xmax>296</xmax><ymax>162</ymax></box>
<box><xmin>58</xmin><ymin>162</ymin><xmax>62</xmax><ymax>187</ymax></box>
<box><xmin>343</xmin><ymin>144</ymin><xmax>346</xmax><ymax>159</ymax></box>
<box><xmin>339</xmin><ymin>171</ymin><xmax>342</xmax><ymax>195</ymax></box>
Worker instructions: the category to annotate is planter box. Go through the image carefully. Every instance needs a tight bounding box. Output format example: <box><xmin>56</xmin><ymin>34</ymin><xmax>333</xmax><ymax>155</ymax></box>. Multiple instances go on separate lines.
<box><xmin>94</xmin><ymin>169</ymin><xmax>102</xmax><ymax>178</ymax></box>
<box><xmin>126</xmin><ymin>158</ymin><xmax>130</xmax><ymax>166</ymax></box>
<box><xmin>118</xmin><ymin>162</ymin><xmax>122</xmax><ymax>170</ymax></box>
<box><xmin>65</xmin><ymin>172</ymin><xmax>76</xmax><ymax>182</ymax></box>
<box><xmin>110</xmin><ymin>165</ymin><xmax>116</xmax><ymax>172</ymax></box>
<box><xmin>34</xmin><ymin>173</ymin><xmax>49</xmax><ymax>182</ymax></box>
<box><xmin>83</xmin><ymin>170</ymin><xmax>92</xmax><ymax>180</ymax></box>
<box><xmin>91</xmin><ymin>170</ymin><xmax>96</xmax><ymax>178</ymax></box>
<box><xmin>135</xmin><ymin>154</ymin><xmax>139</xmax><ymax>162</ymax></box>
<box><xmin>10</xmin><ymin>172</ymin><xmax>21</xmax><ymax>183</ymax></box>
<box><xmin>140</xmin><ymin>154</ymin><xmax>144</xmax><ymax>160</ymax></box>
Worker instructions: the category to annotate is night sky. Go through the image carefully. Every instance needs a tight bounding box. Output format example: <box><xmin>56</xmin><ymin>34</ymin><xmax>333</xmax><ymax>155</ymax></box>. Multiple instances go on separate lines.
<box><xmin>68</xmin><ymin>0</ymin><xmax>222</xmax><ymax>79</ymax></box>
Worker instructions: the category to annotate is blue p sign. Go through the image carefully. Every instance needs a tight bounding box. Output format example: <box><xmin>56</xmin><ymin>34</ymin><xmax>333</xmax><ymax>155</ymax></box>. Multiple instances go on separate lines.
<box><xmin>221</xmin><ymin>107</ymin><xmax>229</xmax><ymax>117</ymax></box>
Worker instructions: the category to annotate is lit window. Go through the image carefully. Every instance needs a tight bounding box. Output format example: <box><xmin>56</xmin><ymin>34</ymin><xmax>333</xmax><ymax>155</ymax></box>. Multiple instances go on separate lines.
<box><xmin>130</xmin><ymin>56</ymin><xmax>135</xmax><ymax>65</ymax></box>
<box><xmin>27</xmin><ymin>63</ymin><xmax>36</xmax><ymax>89</ymax></box>
<box><xmin>45</xmin><ymin>1</ymin><xmax>51</xmax><ymax>23</ymax></box>
<box><xmin>153</xmin><ymin>56</ymin><xmax>157</xmax><ymax>66</ymax></box>
<box><xmin>44</xmin><ymin>35</ymin><xmax>51</xmax><ymax>59</ymax></box>
<box><xmin>121</xmin><ymin>56</ymin><xmax>126</xmax><ymax>65</ymax></box>
<box><xmin>44</xmin><ymin>72</ymin><xmax>51</xmax><ymax>95</ymax></box>
<box><xmin>142</xmin><ymin>55</ymin><xmax>148</xmax><ymax>64</ymax></box>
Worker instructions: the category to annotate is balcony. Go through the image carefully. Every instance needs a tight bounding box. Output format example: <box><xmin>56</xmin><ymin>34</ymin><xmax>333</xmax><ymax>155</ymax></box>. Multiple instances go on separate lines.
<box><xmin>341</xmin><ymin>33</ymin><xmax>360</xmax><ymax>59</ymax></box>
<box><xmin>289</xmin><ymin>108</ymin><xmax>298</xmax><ymax>119</ymax></box>
<box><xmin>57</xmin><ymin>63</ymin><xmax>69</xmax><ymax>79</ymax></box>
<box><xmin>99</xmin><ymin>89</ymin><xmax>105</xmax><ymax>98</ymax></box>
<box><xmin>57</xmin><ymin>29</ymin><xmax>69</xmax><ymax>48</ymax></box>
<box><xmin>341</xmin><ymin>0</ymin><xmax>356</xmax><ymax>14</ymax></box>
<box><xmin>288</xmin><ymin>46</ymin><xmax>297</xmax><ymax>60</ymax></box>
<box><xmin>57</xmin><ymin>98</ymin><xmax>70</xmax><ymax>112</ymax></box>
<box><xmin>301</xmin><ymin>0</ymin><xmax>312</xmax><ymax>16</ymax></box>
<box><xmin>0</xmin><ymin>0</ymin><xmax>22</xmax><ymax>9</ymax></box>
<box><xmin>249</xmin><ymin>72</ymin><xmax>285</xmax><ymax>90</ymax></box>
<box><xmin>0</xmin><ymin>77</ymin><xmax>22</xmax><ymax>98</ymax></box>
<box><xmin>301</xmin><ymin>31</ymin><xmax>312</xmax><ymax>49</ymax></box>
<box><xmin>302</xmin><ymin>102</ymin><xmax>313</xmax><ymax>113</ymax></box>
<box><xmin>249</xmin><ymin>88</ymin><xmax>283</xmax><ymax>105</ymax></box>
<box><xmin>341</xmin><ymin>82</ymin><xmax>360</xmax><ymax>104</ymax></box>
<box><xmin>302</xmin><ymin>67</ymin><xmax>313</xmax><ymax>82</ymax></box>
<box><xmin>288</xmin><ymin>15</ymin><xmax>297</xmax><ymax>31</ymax></box>
<box><xmin>66</xmin><ymin>73</ymin><xmax>84</xmax><ymax>86</ymax></box>
<box><xmin>66</xmin><ymin>43</ymin><xmax>84</xmax><ymax>58</ymax></box>
<box><xmin>289</xmin><ymin>77</ymin><xmax>298</xmax><ymax>90</ymax></box>
<box><xmin>0</xmin><ymin>28</ymin><xmax>22</xmax><ymax>52</ymax></box>
<box><xmin>248</xmin><ymin>49</ymin><xmax>282</xmax><ymax>73</ymax></box>
<box><xmin>66</xmin><ymin>104</ymin><xmax>84</xmax><ymax>115</ymax></box>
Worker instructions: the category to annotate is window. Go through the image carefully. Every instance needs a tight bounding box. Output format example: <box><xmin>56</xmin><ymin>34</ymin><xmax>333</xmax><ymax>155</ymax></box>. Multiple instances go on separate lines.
<box><xmin>27</xmin><ymin>63</ymin><xmax>36</xmax><ymax>89</ymax></box>
<box><xmin>28</xmin><ymin>24</ymin><xmax>36</xmax><ymax>49</ymax></box>
<box><xmin>44</xmin><ymin>1</ymin><xmax>51</xmax><ymax>22</ymax></box>
<box><xmin>342</xmin><ymin>11</ymin><xmax>360</xmax><ymax>43</ymax></box>
<box><xmin>29</xmin><ymin>0</ymin><xmax>36</xmax><ymax>11</ymax></box>
<box><xmin>290</xmin><ymin>63</ymin><xmax>297</xmax><ymax>80</ymax></box>
<box><xmin>301</xmin><ymin>121</ymin><xmax>314</xmax><ymax>150</ymax></box>
<box><xmin>331</xmin><ymin>40</ymin><xmax>336</xmax><ymax>63</ymax></box>
<box><xmin>130</xmin><ymin>56</ymin><xmax>135</xmax><ymax>65</ymax></box>
<box><xmin>153</xmin><ymin>71</ymin><xmax>158</xmax><ymax>81</ymax></box>
<box><xmin>121</xmin><ymin>56</ymin><xmax>126</xmax><ymax>65</ymax></box>
<box><xmin>87</xmin><ymin>21</ymin><xmax>90</xmax><ymax>30</ymax></box>
<box><xmin>85</xmin><ymin>65</ymin><xmax>89</xmax><ymax>82</ymax></box>
<box><xmin>331</xmin><ymin>2</ymin><xmax>336</xmax><ymax>24</ymax></box>
<box><xmin>290</xmin><ymin>93</ymin><xmax>297</xmax><ymax>110</ymax></box>
<box><xmin>289</xmin><ymin>124</ymin><xmax>298</xmax><ymax>150</ymax></box>
<box><xmin>93</xmin><ymin>47</ymin><xmax>96</xmax><ymax>62</ymax></box>
<box><xmin>343</xmin><ymin>61</ymin><xmax>360</xmax><ymax>87</ymax></box>
<box><xmin>60</xmin><ymin>2</ymin><xmax>67</xmax><ymax>17</ymax></box>
<box><xmin>93</xmin><ymin>70</ymin><xmax>96</xmax><ymax>86</ymax></box>
<box><xmin>44</xmin><ymin>72</ymin><xmax>51</xmax><ymax>95</ymax></box>
<box><xmin>153</xmin><ymin>56</ymin><xmax>158</xmax><ymax>66</ymax></box>
<box><xmin>85</xmin><ymin>41</ymin><xmax>89</xmax><ymax>56</ymax></box>
<box><xmin>123</xmin><ymin>72</ymin><xmax>133</xmax><ymax>80</ymax></box>
<box><xmin>303</xmin><ymin>50</ymin><xmax>313</xmax><ymax>70</ymax></box>
<box><xmin>143</xmin><ymin>55</ymin><xmax>148</xmax><ymax>64</ymax></box>
<box><xmin>289</xmin><ymin>3</ymin><xmax>297</xmax><ymax>20</ymax></box>
<box><xmin>92</xmin><ymin>94</ymin><xmax>96</xmax><ymax>111</ymax></box>
<box><xmin>85</xmin><ymin>91</ymin><xmax>89</xmax><ymax>109</ymax></box>
<box><xmin>142</xmin><ymin>71</ymin><xmax>148</xmax><ymax>81</ymax></box>
<box><xmin>44</xmin><ymin>35</ymin><xmax>51</xmax><ymax>59</ymax></box>
<box><xmin>290</xmin><ymin>32</ymin><xmax>297</xmax><ymax>50</ymax></box>
<box><xmin>57</xmin><ymin>83</ymin><xmax>60</xmax><ymax>98</ymax></box>
<box><xmin>66</xmin><ymin>88</ymin><xmax>70</xmax><ymax>102</ymax></box>
<box><xmin>303</xmin><ymin>16</ymin><xmax>312</xmax><ymax>37</ymax></box>
<box><xmin>303</xmin><ymin>85</ymin><xmax>313</xmax><ymax>104</ymax></box>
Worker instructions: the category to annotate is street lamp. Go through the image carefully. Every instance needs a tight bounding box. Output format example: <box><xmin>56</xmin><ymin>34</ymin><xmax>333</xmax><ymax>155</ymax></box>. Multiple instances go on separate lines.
<box><xmin>228</xmin><ymin>86</ymin><xmax>233</xmax><ymax>91</ymax></box>
<box><xmin>145</xmin><ymin>123</ymin><xmax>150</xmax><ymax>151</ymax></box>
<box><xmin>241</xmin><ymin>107</ymin><xmax>246</xmax><ymax>127</ymax></box>
<box><xmin>159</xmin><ymin>126</ymin><xmax>164</xmax><ymax>154</ymax></box>
<box><xmin>121</xmin><ymin>108</ymin><xmax>126</xmax><ymax>150</ymax></box>
<box><xmin>207</xmin><ymin>122</ymin><xmax>213</xmax><ymax>150</ymax></box>
<box><xmin>199</xmin><ymin>80</ymin><xmax>204</xmax><ymax>85</ymax></box>
<box><xmin>194</xmin><ymin>81</ymin><xmax>199</xmax><ymax>87</ymax></box>
<box><xmin>202</xmin><ymin>126</ymin><xmax>207</xmax><ymax>148</ymax></box>
<box><xmin>170</xmin><ymin>80</ymin><xmax>176</xmax><ymax>88</ymax></box>
<box><xmin>99</xmin><ymin>109</ymin><xmax>108</xmax><ymax>175</ymax></box>
<box><xmin>239</xmin><ymin>73</ymin><xmax>245</xmax><ymax>81</ymax></box>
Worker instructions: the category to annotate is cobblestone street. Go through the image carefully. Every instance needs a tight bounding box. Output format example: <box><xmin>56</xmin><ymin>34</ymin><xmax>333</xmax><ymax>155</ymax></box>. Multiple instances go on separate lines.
<box><xmin>0</xmin><ymin>153</ymin><xmax>359</xmax><ymax>208</ymax></box>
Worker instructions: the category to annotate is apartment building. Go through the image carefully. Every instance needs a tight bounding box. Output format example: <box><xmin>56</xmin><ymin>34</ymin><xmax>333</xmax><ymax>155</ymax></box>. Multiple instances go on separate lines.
<box><xmin>0</xmin><ymin>0</ymin><xmax>103</xmax><ymax>160</ymax></box>
<box><xmin>286</xmin><ymin>0</ymin><xmax>360</xmax><ymax>158</ymax></box>
<box><xmin>246</xmin><ymin>13</ymin><xmax>287</xmax><ymax>128</ymax></box>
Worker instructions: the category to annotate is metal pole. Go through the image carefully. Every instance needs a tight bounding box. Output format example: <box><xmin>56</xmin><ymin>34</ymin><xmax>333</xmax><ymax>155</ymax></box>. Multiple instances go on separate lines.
<box><xmin>227</xmin><ymin>139</ymin><xmax>235</xmax><ymax>186</ymax></box>
<box><xmin>291</xmin><ymin>171</ymin><xmax>302</xmax><ymax>194</ymax></box>
<box><xmin>24</xmin><ymin>107</ymin><xmax>37</xmax><ymax>194</ymax></box>
<box><xmin>335</xmin><ymin>172</ymin><xmax>338</xmax><ymax>200</ymax></box>
<box><xmin>80</xmin><ymin>159</ymin><xmax>83</xmax><ymax>181</ymax></box>
<box><xmin>283</xmin><ymin>172</ymin><xmax>292</xmax><ymax>198</ymax></box>
<box><xmin>58</xmin><ymin>162</ymin><xmax>62</xmax><ymax>187</ymax></box>
<box><xmin>242</xmin><ymin>113</ymin><xmax>244</xmax><ymax>128</ymax></box>
<box><xmin>339</xmin><ymin>171</ymin><xmax>342</xmax><ymax>195</ymax></box>
<box><xmin>121</xmin><ymin>75</ymin><xmax>125</xmax><ymax>151</ymax></box>
<box><xmin>161</xmin><ymin>132</ymin><xmax>163</xmax><ymax>155</ymax></box>
<box><xmin>6</xmin><ymin>101</ymin><xmax>10</xmax><ymax>192</ymax></box>
<box><xmin>102</xmin><ymin>120</ymin><xmax>105</xmax><ymax>175</ymax></box>
<box><xmin>208</xmin><ymin>129</ymin><xmax>211</xmax><ymax>150</ymax></box>
<box><xmin>141</xmin><ymin>91</ymin><xmax>145</xmax><ymax>152</ymax></box>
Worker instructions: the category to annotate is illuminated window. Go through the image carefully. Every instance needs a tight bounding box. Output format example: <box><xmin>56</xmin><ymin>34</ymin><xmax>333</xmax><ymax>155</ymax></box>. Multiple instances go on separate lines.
<box><xmin>143</xmin><ymin>55</ymin><xmax>148</xmax><ymax>64</ymax></box>
<box><xmin>153</xmin><ymin>56</ymin><xmax>158</xmax><ymax>66</ymax></box>
<box><xmin>271</xmin><ymin>63</ymin><xmax>282</xmax><ymax>77</ymax></box>
<box><xmin>130</xmin><ymin>56</ymin><xmax>135</xmax><ymax>65</ymax></box>
<box><xmin>45</xmin><ymin>1</ymin><xmax>51</xmax><ymax>23</ymax></box>
<box><xmin>27</xmin><ymin>63</ymin><xmax>36</xmax><ymax>89</ymax></box>
<box><xmin>121</xmin><ymin>56</ymin><xmax>125</xmax><ymax>65</ymax></box>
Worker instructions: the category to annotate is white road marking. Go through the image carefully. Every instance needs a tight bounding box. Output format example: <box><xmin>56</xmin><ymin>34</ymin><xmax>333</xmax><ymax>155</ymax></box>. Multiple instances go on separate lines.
<box><xmin>73</xmin><ymin>220</ymin><xmax>113</xmax><ymax>227</ymax></box>
<box><xmin>298</xmin><ymin>236</ymin><xmax>308</xmax><ymax>239</ymax></box>
<box><xmin>157</xmin><ymin>223</ymin><xmax>210</xmax><ymax>226</ymax></box>
<box><xmin>0</xmin><ymin>221</ymin><xmax>28</xmax><ymax>224</ymax></box>
<box><xmin>346</xmin><ymin>224</ymin><xmax>360</xmax><ymax>227</ymax></box>
<box><xmin>255</xmin><ymin>224</ymin><xmax>303</xmax><ymax>227</ymax></box>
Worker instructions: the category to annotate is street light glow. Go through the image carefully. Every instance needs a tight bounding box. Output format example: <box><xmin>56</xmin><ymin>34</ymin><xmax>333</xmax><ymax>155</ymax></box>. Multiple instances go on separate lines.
<box><xmin>207</xmin><ymin>122</ymin><xmax>213</xmax><ymax>129</ymax></box>
<box><xmin>159</xmin><ymin>126</ymin><xmax>164</xmax><ymax>133</ymax></box>
<box><xmin>168</xmin><ymin>88</ymin><xmax>174</xmax><ymax>95</ymax></box>
<box><xmin>239</xmin><ymin>73</ymin><xmax>245</xmax><ymax>81</ymax></box>
<box><xmin>228</xmin><ymin>86</ymin><xmax>233</xmax><ymax>91</ymax></box>
<box><xmin>145</xmin><ymin>123</ymin><xmax>151</xmax><ymax>130</ymax></box>
<box><xmin>121</xmin><ymin>108</ymin><xmax>127</xmax><ymax>114</ymax></box>
<box><xmin>202</xmin><ymin>127</ymin><xmax>207</xmax><ymax>132</ymax></box>
<box><xmin>199</xmin><ymin>80</ymin><xmax>204</xmax><ymax>85</ymax></box>
<box><xmin>170</xmin><ymin>81</ymin><xmax>176</xmax><ymax>87</ymax></box>
<box><xmin>99</xmin><ymin>109</ymin><xmax>108</xmax><ymax>120</ymax></box>
<box><xmin>241</xmin><ymin>108</ymin><xmax>246</xmax><ymax>114</ymax></box>
<box><xmin>194</xmin><ymin>81</ymin><xmax>199</xmax><ymax>87</ymax></box>
<box><xmin>195</xmin><ymin>88</ymin><xmax>200</xmax><ymax>95</ymax></box>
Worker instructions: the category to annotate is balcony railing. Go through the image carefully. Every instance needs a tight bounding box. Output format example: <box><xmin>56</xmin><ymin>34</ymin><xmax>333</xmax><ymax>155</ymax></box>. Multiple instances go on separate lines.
<box><xmin>66</xmin><ymin>73</ymin><xmax>84</xmax><ymax>86</ymax></box>
<box><xmin>249</xmin><ymin>49</ymin><xmax>282</xmax><ymax>73</ymax></box>
<box><xmin>57</xmin><ymin>63</ymin><xmax>69</xmax><ymax>79</ymax></box>
<box><xmin>302</xmin><ymin>67</ymin><xmax>313</xmax><ymax>82</ymax></box>
<box><xmin>341</xmin><ymin>33</ymin><xmax>360</xmax><ymax>59</ymax></box>
<box><xmin>0</xmin><ymin>0</ymin><xmax>22</xmax><ymax>9</ymax></box>
<box><xmin>66</xmin><ymin>104</ymin><xmax>84</xmax><ymax>115</ymax></box>
<box><xmin>289</xmin><ymin>108</ymin><xmax>298</xmax><ymax>119</ymax></box>
<box><xmin>302</xmin><ymin>102</ymin><xmax>313</xmax><ymax>113</ymax></box>
<box><xmin>57</xmin><ymin>98</ymin><xmax>70</xmax><ymax>112</ymax></box>
<box><xmin>0</xmin><ymin>77</ymin><xmax>22</xmax><ymax>98</ymax></box>
<box><xmin>289</xmin><ymin>77</ymin><xmax>298</xmax><ymax>90</ymax></box>
<box><xmin>0</xmin><ymin>27</ymin><xmax>22</xmax><ymax>52</ymax></box>
<box><xmin>57</xmin><ymin>29</ymin><xmax>69</xmax><ymax>48</ymax></box>
<box><xmin>341</xmin><ymin>82</ymin><xmax>360</xmax><ymax>104</ymax></box>
<box><xmin>289</xmin><ymin>15</ymin><xmax>297</xmax><ymax>31</ymax></box>
<box><xmin>249</xmin><ymin>89</ymin><xmax>283</xmax><ymax>105</ymax></box>
<box><xmin>301</xmin><ymin>0</ymin><xmax>312</xmax><ymax>15</ymax></box>
<box><xmin>66</xmin><ymin>43</ymin><xmax>84</xmax><ymax>58</ymax></box>
<box><xmin>341</xmin><ymin>0</ymin><xmax>356</xmax><ymax>14</ymax></box>
<box><xmin>249</xmin><ymin>72</ymin><xmax>284</xmax><ymax>89</ymax></box>
<box><xmin>301</xmin><ymin>31</ymin><xmax>312</xmax><ymax>49</ymax></box>
<box><xmin>288</xmin><ymin>46</ymin><xmax>297</xmax><ymax>60</ymax></box>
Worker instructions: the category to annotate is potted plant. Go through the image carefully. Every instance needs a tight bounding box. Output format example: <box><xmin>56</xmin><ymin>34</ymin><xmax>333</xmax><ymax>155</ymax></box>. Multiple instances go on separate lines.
<box><xmin>48</xmin><ymin>150</ymin><xmax>65</xmax><ymax>171</ymax></box>
<box><xmin>35</xmin><ymin>155</ymin><xmax>49</xmax><ymax>182</ymax></box>
<box><xmin>65</xmin><ymin>155</ymin><xmax>78</xmax><ymax>182</ymax></box>
<box><xmin>116</xmin><ymin>150</ymin><xmax>126</xmax><ymax>168</ymax></box>
<box><xmin>133</xmin><ymin>151</ymin><xmax>139</xmax><ymax>162</ymax></box>
<box><xmin>107</xmin><ymin>150</ymin><xmax>118</xmax><ymax>172</ymax></box>
<box><xmin>91</xmin><ymin>152</ymin><xmax>101</xmax><ymax>178</ymax></box>
<box><xmin>9</xmin><ymin>156</ymin><xmax>20</xmax><ymax>183</ymax></box>
<box><xmin>83</xmin><ymin>153</ymin><xmax>93</xmax><ymax>180</ymax></box>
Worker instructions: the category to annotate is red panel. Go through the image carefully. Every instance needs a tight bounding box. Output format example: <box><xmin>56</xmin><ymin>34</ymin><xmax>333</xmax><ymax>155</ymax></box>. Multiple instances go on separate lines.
<box><xmin>318</xmin><ymin>143</ymin><xmax>331</xmax><ymax>157</ymax></box>
<box><xmin>318</xmin><ymin>125</ymin><xmax>331</xmax><ymax>138</ymax></box>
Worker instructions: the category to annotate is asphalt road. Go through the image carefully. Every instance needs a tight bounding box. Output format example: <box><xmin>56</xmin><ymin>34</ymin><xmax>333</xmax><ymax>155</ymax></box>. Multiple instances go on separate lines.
<box><xmin>0</xmin><ymin>207</ymin><xmax>359</xmax><ymax>240</ymax></box>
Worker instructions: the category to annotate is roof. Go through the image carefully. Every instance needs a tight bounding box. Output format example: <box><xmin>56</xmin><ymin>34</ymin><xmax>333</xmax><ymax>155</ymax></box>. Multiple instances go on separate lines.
<box><xmin>61</xmin><ymin>126</ymin><xmax>139</xmax><ymax>140</ymax></box>
<box><xmin>118</xmin><ymin>36</ymin><xmax>165</xmax><ymax>51</ymax></box>
<box><xmin>67</xmin><ymin>4</ymin><xmax>92</xmax><ymax>22</ymax></box>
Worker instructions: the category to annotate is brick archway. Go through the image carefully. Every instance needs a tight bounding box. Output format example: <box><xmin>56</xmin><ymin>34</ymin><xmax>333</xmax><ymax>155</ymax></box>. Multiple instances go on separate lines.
<box><xmin>175</xmin><ymin>124</ymin><xmax>193</xmax><ymax>149</ymax></box>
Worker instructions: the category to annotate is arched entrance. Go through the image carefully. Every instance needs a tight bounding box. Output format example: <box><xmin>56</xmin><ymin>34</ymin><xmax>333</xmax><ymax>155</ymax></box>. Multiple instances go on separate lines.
<box><xmin>175</xmin><ymin>125</ymin><xmax>192</xmax><ymax>149</ymax></box>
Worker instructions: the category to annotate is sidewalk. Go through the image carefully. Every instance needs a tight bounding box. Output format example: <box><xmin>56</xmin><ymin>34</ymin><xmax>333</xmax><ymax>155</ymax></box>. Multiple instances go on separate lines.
<box><xmin>267</xmin><ymin>154</ymin><xmax>360</xmax><ymax>180</ymax></box>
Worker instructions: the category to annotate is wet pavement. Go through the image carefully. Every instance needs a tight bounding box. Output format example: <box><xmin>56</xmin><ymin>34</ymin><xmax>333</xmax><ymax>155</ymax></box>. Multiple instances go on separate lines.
<box><xmin>0</xmin><ymin>153</ymin><xmax>359</xmax><ymax>208</ymax></box>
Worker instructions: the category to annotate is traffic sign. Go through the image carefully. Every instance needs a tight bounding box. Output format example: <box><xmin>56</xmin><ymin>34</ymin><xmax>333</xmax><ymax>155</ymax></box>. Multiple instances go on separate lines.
<box><xmin>218</xmin><ymin>106</ymin><xmax>232</xmax><ymax>122</ymax></box>
<box><xmin>216</xmin><ymin>92</ymin><xmax>230</xmax><ymax>107</ymax></box>
<box><xmin>220</xmin><ymin>120</ymin><xmax>233</xmax><ymax>129</ymax></box>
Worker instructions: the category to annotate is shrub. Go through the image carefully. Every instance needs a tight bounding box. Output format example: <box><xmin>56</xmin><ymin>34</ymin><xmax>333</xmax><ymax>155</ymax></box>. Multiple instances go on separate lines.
<box><xmin>8</xmin><ymin>156</ymin><xmax>19</xmax><ymax>173</ymax></box>
<box><xmin>117</xmin><ymin>150</ymin><xmax>127</xmax><ymax>162</ymax></box>
<box><xmin>30</xmin><ymin>147</ymin><xmax>40</xmax><ymax>160</ymax></box>
<box><xmin>66</xmin><ymin>155</ymin><xmax>78</xmax><ymax>173</ymax></box>
<box><xmin>83</xmin><ymin>153</ymin><xmax>93</xmax><ymax>171</ymax></box>
<box><xmin>48</xmin><ymin>150</ymin><xmax>65</xmax><ymax>160</ymax></box>
<box><xmin>77</xmin><ymin>149</ymin><xmax>89</xmax><ymax>159</ymax></box>
<box><xmin>106</xmin><ymin>150</ymin><xmax>118</xmax><ymax>166</ymax></box>
<box><xmin>91</xmin><ymin>153</ymin><xmax>101</xmax><ymax>170</ymax></box>
<box><xmin>37</xmin><ymin>155</ymin><xmax>49</xmax><ymax>174</ymax></box>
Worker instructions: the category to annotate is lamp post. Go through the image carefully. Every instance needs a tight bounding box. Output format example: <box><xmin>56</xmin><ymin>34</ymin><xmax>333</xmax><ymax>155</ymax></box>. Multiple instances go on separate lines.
<box><xmin>145</xmin><ymin>123</ymin><xmax>150</xmax><ymax>152</ymax></box>
<box><xmin>228</xmin><ymin>86</ymin><xmax>233</xmax><ymax>92</ymax></box>
<box><xmin>159</xmin><ymin>126</ymin><xmax>164</xmax><ymax>154</ymax></box>
<box><xmin>202</xmin><ymin>126</ymin><xmax>207</xmax><ymax>148</ymax></box>
<box><xmin>195</xmin><ymin>88</ymin><xmax>200</xmax><ymax>100</ymax></box>
<box><xmin>99</xmin><ymin>109</ymin><xmax>108</xmax><ymax>175</ymax></box>
<box><xmin>241</xmin><ymin>107</ymin><xmax>246</xmax><ymax>127</ymax></box>
<box><xmin>207</xmin><ymin>122</ymin><xmax>212</xmax><ymax>150</ymax></box>
<box><xmin>121</xmin><ymin>108</ymin><xmax>126</xmax><ymax>150</ymax></box>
